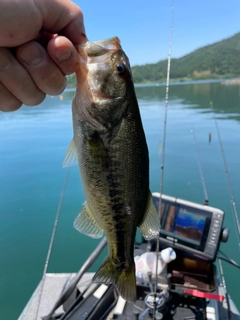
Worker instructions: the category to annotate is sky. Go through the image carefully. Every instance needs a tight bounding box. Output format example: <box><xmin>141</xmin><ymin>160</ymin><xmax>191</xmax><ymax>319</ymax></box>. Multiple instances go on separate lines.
<box><xmin>73</xmin><ymin>0</ymin><xmax>240</xmax><ymax>66</ymax></box>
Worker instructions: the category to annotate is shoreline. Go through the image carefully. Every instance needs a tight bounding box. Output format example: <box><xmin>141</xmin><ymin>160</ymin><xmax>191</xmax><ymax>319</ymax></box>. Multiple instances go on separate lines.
<box><xmin>66</xmin><ymin>78</ymin><xmax>240</xmax><ymax>90</ymax></box>
<box><xmin>221</xmin><ymin>78</ymin><xmax>240</xmax><ymax>85</ymax></box>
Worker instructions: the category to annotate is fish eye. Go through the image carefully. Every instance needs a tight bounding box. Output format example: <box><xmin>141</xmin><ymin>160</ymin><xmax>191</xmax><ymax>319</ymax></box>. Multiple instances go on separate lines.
<box><xmin>116</xmin><ymin>63</ymin><xmax>126</xmax><ymax>76</ymax></box>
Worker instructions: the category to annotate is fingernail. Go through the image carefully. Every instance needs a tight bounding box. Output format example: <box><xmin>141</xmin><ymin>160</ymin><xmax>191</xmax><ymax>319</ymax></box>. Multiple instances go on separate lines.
<box><xmin>54</xmin><ymin>47</ymin><xmax>72</xmax><ymax>62</ymax></box>
<box><xmin>20</xmin><ymin>45</ymin><xmax>44</xmax><ymax>66</ymax></box>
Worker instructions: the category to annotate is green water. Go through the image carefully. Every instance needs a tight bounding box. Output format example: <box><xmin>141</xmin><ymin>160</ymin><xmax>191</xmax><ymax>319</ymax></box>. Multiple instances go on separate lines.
<box><xmin>0</xmin><ymin>81</ymin><xmax>240</xmax><ymax>319</ymax></box>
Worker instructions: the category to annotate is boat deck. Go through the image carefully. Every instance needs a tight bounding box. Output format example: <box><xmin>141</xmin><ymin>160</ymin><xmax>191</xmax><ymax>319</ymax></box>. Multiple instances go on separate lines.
<box><xmin>18</xmin><ymin>273</ymin><xmax>240</xmax><ymax>320</ymax></box>
<box><xmin>18</xmin><ymin>273</ymin><xmax>95</xmax><ymax>320</ymax></box>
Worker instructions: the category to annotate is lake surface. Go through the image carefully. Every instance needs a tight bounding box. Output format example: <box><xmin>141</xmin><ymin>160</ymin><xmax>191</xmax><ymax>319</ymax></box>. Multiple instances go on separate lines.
<box><xmin>0</xmin><ymin>81</ymin><xmax>240</xmax><ymax>319</ymax></box>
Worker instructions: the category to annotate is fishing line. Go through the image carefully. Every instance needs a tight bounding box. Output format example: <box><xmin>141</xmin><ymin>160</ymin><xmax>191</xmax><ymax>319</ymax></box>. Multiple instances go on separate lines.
<box><xmin>35</xmin><ymin>167</ymin><xmax>70</xmax><ymax>320</ymax></box>
<box><xmin>190</xmin><ymin>122</ymin><xmax>209</xmax><ymax>204</ymax></box>
<box><xmin>211</xmin><ymin>102</ymin><xmax>240</xmax><ymax>253</ymax></box>
<box><xmin>154</xmin><ymin>0</ymin><xmax>174</xmax><ymax>316</ymax></box>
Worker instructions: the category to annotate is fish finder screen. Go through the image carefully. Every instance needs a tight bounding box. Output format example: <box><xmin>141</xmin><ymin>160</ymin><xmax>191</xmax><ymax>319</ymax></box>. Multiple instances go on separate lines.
<box><xmin>174</xmin><ymin>209</ymin><xmax>206</xmax><ymax>245</ymax></box>
<box><xmin>159</xmin><ymin>200</ymin><xmax>211</xmax><ymax>249</ymax></box>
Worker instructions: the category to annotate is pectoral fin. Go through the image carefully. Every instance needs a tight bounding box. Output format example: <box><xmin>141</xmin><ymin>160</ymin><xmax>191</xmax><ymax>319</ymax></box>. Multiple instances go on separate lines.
<box><xmin>63</xmin><ymin>139</ymin><xmax>78</xmax><ymax>167</ymax></box>
<box><xmin>138</xmin><ymin>192</ymin><xmax>160</xmax><ymax>240</ymax></box>
<box><xmin>74</xmin><ymin>202</ymin><xmax>104</xmax><ymax>239</ymax></box>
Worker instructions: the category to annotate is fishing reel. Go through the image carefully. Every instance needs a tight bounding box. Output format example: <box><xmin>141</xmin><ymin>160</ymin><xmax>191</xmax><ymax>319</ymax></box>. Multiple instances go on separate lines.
<box><xmin>144</xmin><ymin>289</ymin><xmax>171</xmax><ymax>319</ymax></box>
<box><xmin>138</xmin><ymin>271</ymin><xmax>172</xmax><ymax>319</ymax></box>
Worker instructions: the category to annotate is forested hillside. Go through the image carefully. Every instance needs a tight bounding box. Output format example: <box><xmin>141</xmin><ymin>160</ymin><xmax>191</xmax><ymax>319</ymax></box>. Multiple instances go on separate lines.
<box><xmin>131</xmin><ymin>32</ymin><xmax>240</xmax><ymax>83</ymax></box>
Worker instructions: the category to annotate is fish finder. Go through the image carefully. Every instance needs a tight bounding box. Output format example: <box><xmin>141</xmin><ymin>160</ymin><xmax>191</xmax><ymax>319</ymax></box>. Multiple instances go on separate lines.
<box><xmin>152</xmin><ymin>193</ymin><xmax>228</xmax><ymax>262</ymax></box>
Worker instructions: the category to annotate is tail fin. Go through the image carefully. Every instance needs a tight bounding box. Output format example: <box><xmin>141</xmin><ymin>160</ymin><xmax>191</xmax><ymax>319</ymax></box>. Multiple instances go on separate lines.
<box><xmin>92</xmin><ymin>258</ymin><xmax>136</xmax><ymax>302</ymax></box>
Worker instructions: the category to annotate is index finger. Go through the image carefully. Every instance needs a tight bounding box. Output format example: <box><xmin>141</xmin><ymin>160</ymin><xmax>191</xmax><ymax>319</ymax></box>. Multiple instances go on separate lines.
<box><xmin>36</xmin><ymin>0</ymin><xmax>87</xmax><ymax>45</ymax></box>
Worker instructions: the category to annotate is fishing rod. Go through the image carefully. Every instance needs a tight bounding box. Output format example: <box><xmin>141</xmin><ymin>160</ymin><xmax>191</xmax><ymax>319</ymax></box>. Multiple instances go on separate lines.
<box><xmin>217</xmin><ymin>257</ymin><xmax>231</xmax><ymax>320</ymax></box>
<box><xmin>211</xmin><ymin>101</ymin><xmax>240</xmax><ymax>253</ymax></box>
<box><xmin>190</xmin><ymin>119</ymin><xmax>232</xmax><ymax>316</ymax></box>
<box><xmin>210</xmin><ymin>101</ymin><xmax>240</xmax><ymax>318</ymax></box>
<box><xmin>190</xmin><ymin>122</ymin><xmax>209</xmax><ymax>205</ymax></box>
<box><xmin>189</xmin><ymin>118</ymin><xmax>233</xmax><ymax>314</ymax></box>
<box><xmin>34</xmin><ymin>167</ymin><xmax>70</xmax><ymax>320</ymax></box>
<box><xmin>154</xmin><ymin>1</ymin><xmax>174</xmax><ymax>318</ymax></box>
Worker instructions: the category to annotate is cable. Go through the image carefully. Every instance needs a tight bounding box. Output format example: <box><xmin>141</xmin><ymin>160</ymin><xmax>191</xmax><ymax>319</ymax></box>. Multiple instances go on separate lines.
<box><xmin>217</xmin><ymin>250</ymin><xmax>240</xmax><ymax>269</ymax></box>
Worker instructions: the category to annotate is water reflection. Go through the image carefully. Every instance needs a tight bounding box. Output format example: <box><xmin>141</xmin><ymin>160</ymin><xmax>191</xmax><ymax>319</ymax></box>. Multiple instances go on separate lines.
<box><xmin>135</xmin><ymin>82</ymin><xmax>240</xmax><ymax>121</ymax></box>
<box><xmin>1</xmin><ymin>82</ymin><xmax>239</xmax><ymax>123</ymax></box>
<box><xmin>0</xmin><ymin>92</ymin><xmax>75</xmax><ymax>128</ymax></box>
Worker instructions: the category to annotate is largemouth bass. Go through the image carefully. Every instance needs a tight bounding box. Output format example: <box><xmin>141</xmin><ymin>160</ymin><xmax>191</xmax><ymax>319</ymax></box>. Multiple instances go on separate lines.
<box><xmin>63</xmin><ymin>37</ymin><xmax>160</xmax><ymax>301</ymax></box>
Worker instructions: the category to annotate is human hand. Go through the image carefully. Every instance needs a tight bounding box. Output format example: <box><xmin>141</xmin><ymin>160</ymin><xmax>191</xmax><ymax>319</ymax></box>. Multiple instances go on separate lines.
<box><xmin>0</xmin><ymin>0</ymin><xmax>86</xmax><ymax>112</ymax></box>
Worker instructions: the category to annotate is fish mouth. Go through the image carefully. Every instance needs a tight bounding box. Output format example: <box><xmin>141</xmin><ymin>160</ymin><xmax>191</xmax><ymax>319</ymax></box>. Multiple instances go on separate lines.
<box><xmin>88</xmin><ymin>37</ymin><xmax>121</xmax><ymax>53</ymax></box>
<box><xmin>77</xmin><ymin>37</ymin><xmax>121</xmax><ymax>57</ymax></box>
<box><xmin>75</xmin><ymin>37</ymin><xmax>122</xmax><ymax>93</ymax></box>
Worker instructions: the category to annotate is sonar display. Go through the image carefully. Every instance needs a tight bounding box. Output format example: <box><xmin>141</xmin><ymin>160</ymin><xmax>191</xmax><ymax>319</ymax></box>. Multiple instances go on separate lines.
<box><xmin>175</xmin><ymin>210</ymin><xmax>206</xmax><ymax>244</ymax></box>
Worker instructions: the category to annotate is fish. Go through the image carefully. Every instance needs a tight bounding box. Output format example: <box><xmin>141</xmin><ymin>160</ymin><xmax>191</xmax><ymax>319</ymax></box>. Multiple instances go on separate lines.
<box><xmin>63</xmin><ymin>37</ymin><xmax>160</xmax><ymax>301</ymax></box>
